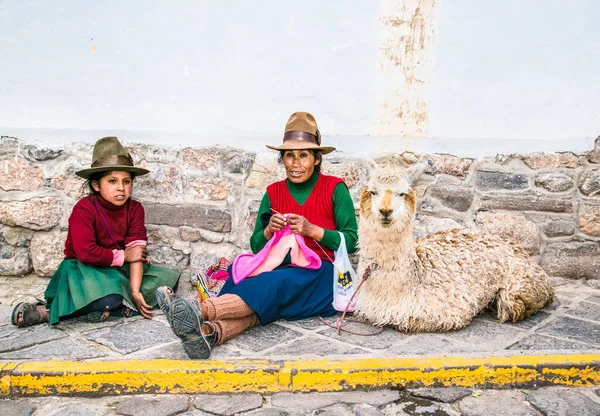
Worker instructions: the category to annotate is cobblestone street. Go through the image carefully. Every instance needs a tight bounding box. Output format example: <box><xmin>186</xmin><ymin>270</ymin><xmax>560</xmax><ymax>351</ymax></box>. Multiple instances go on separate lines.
<box><xmin>2</xmin><ymin>386</ymin><xmax>600</xmax><ymax>415</ymax></box>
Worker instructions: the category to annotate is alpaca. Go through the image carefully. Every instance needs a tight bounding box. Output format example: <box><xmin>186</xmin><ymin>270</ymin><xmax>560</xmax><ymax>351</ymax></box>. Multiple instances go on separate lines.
<box><xmin>354</xmin><ymin>165</ymin><xmax>554</xmax><ymax>332</ymax></box>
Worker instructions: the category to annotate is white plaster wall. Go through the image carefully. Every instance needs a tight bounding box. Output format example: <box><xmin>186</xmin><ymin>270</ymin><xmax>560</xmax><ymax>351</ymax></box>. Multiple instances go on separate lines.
<box><xmin>0</xmin><ymin>0</ymin><xmax>598</xmax><ymax>156</ymax></box>
<box><xmin>428</xmin><ymin>0</ymin><xmax>600</xmax><ymax>140</ymax></box>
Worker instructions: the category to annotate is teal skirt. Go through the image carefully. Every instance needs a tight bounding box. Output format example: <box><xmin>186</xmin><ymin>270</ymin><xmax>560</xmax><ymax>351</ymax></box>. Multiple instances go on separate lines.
<box><xmin>44</xmin><ymin>259</ymin><xmax>180</xmax><ymax>325</ymax></box>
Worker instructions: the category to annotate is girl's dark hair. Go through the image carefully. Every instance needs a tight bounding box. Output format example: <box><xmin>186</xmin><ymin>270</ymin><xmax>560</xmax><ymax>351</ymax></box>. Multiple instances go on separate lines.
<box><xmin>278</xmin><ymin>149</ymin><xmax>322</xmax><ymax>173</ymax></box>
<box><xmin>83</xmin><ymin>171</ymin><xmax>136</xmax><ymax>195</ymax></box>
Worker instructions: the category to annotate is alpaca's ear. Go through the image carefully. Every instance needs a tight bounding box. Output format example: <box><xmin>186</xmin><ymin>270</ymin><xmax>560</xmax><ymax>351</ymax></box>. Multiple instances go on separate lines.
<box><xmin>405</xmin><ymin>163</ymin><xmax>426</xmax><ymax>185</ymax></box>
<box><xmin>359</xmin><ymin>185</ymin><xmax>373</xmax><ymax>218</ymax></box>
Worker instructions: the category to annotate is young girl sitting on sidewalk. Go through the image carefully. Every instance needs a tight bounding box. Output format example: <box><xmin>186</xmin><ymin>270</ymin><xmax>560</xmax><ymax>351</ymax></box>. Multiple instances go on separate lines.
<box><xmin>11</xmin><ymin>136</ymin><xmax>180</xmax><ymax>327</ymax></box>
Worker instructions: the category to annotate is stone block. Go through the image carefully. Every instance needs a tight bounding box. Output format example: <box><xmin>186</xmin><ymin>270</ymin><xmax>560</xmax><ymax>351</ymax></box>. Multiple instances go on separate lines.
<box><xmin>476</xmin><ymin>212</ymin><xmax>540</xmax><ymax>254</ymax></box>
<box><xmin>0</xmin><ymin>337</ymin><xmax>108</xmax><ymax>360</ymax></box>
<box><xmin>522</xmin><ymin>152</ymin><xmax>579</xmax><ymax>169</ymax></box>
<box><xmin>271</xmin><ymin>393</ymin><xmax>340</xmax><ymax>412</ymax></box>
<box><xmin>588</xmin><ymin>136</ymin><xmax>600</xmax><ymax>163</ymax></box>
<box><xmin>117</xmin><ymin>396</ymin><xmax>189</xmax><ymax>416</ymax></box>
<box><xmin>579</xmin><ymin>203</ymin><xmax>600</xmax><ymax>236</ymax></box>
<box><xmin>0</xmin><ymin>159</ymin><xmax>45</xmax><ymax>191</ymax></box>
<box><xmin>22</xmin><ymin>143</ymin><xmax>63</xmax><ymax>161</ymax></box>
<box><xmin>192</xmin><ymin>394</ymin><xmax>263</xmax><ymax>415</ymax></box>
<box><xmin>543</xmin><ymin>220</ymin><xmax>576</xmax><ymax>237</ymax></box>
<box><xmin>84</xmin><ymin>319</ymin><xmax>177</xmax><ymax>354</ymax></box>
<box><xmin>459</xmin><ymin>391</ymin><xmax>537</xmax><ymax>415</ymax></box>
<box><xmin>50</xmin><ymin>168</ymin><xmax>88</xmax><ymax>199</ymax></box>
<box><xmin>538</xmin><ymin>316</ymin><xmax>600</xmax><ymax>345</ymax></box>
<box><xmin>322</xmin><ymin>161</ymin><xmax>364</xmax><ymax>189</ymax></box>
<box><xmin>506</xmin><ymin>334</ymin><xmax>595</xmax><ymax>351</ymax></box>
<box><xmin>479</xmin><ymin>194</ymin><xmax>572</xmax><ymax>213</ymax></box>
<box><xmin>428</xmin><ymin>185</ymin><xmax>474</xmax><ymax>212</ymax></box>
<box><xmin>1</xmin><ymin>225</ymin><xmax>34</xmax><ymax>247</ymax></box>
<box><xmin>133</xmin><ymin>163</ymin><xmax>184</xmax><ymax>202</ymax></box>
<box><xmin>409</xmin><ymin>387</ymin><xmax>472</xmax><ymax>403</ymax></box>
<box><xmin>182</xmin><ymin>147</ymin><xmax>223</xmax><ymax>170</ymax></box>
<box><xmin>145</xmin><ymin>203</ymin><xmax>231</xmax><ymax>232</ymax></box>
<box><xmin>127</xmin><ymin>143</ymin><xmax>180</xmax><ymax>164</ymax></box>
<box><xmin>30</xmin><ymin>230</ymin><xmax>67</xmax><ymax>276</ymax></box>
<box><xmin>0</xmin><ymin>324</ymin><xmax>67</xmax><ymax>353</ymax></box>
<box><xmin>0</xmin><ymin>402</ymin><xmax>34</xmax><ymax>416</ymax></box>
<box><xmin>579</xmin><ymin>169</ymin><xmax>600</xmax><ymax>197</ymax></box>
<box><xmin>541</xmin><ymin>242</ymin><xmax>600</xmax><ymax>279</ymax></box>
<box><xmin>227</xmin><ymin>322</ymin><xmax>303</xmax><ymax>352</ymax></box>
<box><xmin>189</xmin><ymin>242</ymin><xmax>240</xmax><ymax>276</ymax></box>
<box><xmin>146</xmin><ymin>225</ymin><xmax>180</xmax><ymax>246</ymax></box>
<box><xmin>425</xmin><ymin>154</ymin><xmax>473</xmax><ymax>177</ymax></box>
<box><xmin>563</xmin><ymin>300</ymin><xmax>600</xmax><ymax>322</ymax></box>
<box><xmin>265</xmin><ymin>334</ymin><xmax>365</xmax><ymax>358</ymax></box>
<box><xmin>527</xmin><ymin>387</ymin><xmax>600</xmax><ymax>416</ymax></box>
<box><xmin>0</xmin><ymin>228</ymin><xmax>31</xmax><ymax>275</ymax></box>
<box><xmin>475</xmin><ymin>171</ymin><xmax>529</xmax><ymax>191</ymax></box>
<box><xmin>246</xmin><ymin>154</ymin><xmax>282</xmax><ymax>190</ymax></box>
<box><xmin>185</xmin><ymin>177</ymin><xmax>233</xmax><ymax>201</ymax></box>
<box><xmin>535</xmin><ymin>172</ymin><xmax>574</xmax><ymax>192</ymax></box>
<box><xmin>0</xmin><ymin>197</ymin><xmax>63</xmax><ymax>230</ymax></box>
<box><xmin>147</xmin><ymin>245</ymin><xmax>189</xmax><ymax>271</ymax></box>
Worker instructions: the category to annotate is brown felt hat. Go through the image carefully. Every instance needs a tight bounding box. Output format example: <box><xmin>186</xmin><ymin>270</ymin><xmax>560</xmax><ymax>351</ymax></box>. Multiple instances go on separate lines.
<box><xmin>266</xmin><ymin>112</ymin><xmax>336</xmax><ymax>155</ymax></box>
<box><xmin>75</xmin><ymin>136</ymin><xmax>150</xmax><ymax>179</ymax></box>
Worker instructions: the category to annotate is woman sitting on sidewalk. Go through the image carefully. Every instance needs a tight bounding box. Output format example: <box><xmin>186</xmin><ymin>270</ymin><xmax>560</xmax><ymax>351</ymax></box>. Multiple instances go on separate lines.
<box><xmin>158</xmin><ymin>111</ymin><xmax>358</xmax><ymax>359</ymax></box>
<box><xmin>11</xmin><ymin>136</ymin><xmax>180</xmax><ymax>327</ymax></box>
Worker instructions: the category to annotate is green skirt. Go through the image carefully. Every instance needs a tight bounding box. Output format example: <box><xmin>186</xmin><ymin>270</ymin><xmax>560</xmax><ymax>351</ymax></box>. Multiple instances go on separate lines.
<box><xmin>44</xmin><ymin>259</ymin><xmax>180</xmax><ymax>325</ymax></box>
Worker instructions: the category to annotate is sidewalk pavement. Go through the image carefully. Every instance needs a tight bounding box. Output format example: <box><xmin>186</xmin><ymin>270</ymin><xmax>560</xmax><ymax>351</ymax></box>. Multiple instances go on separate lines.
<box><xmin>1</xmin><ymin>276</ymin><xmax>599</xmax><ymax>397</ymax></box>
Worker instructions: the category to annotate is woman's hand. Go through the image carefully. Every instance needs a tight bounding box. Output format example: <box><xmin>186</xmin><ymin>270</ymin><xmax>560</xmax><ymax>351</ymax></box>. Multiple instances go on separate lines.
<box><xmin>124</xmin><ymin>246</ymin><xmax>147</xmax><ymax>263</ymax></box>
<box><xmin>132</xmin><ymin>291</ymin><xmax>153</xmax><ymax>319</ymax></box>
<box><xmin>264</xmin><ymin>212</ymin><xmax>288</xmax><ymax>239</ymax></box>
<box><xmin>288</xmin><ymin>214</ymin><xmax>321</xmax><ymax>240</ymax></box>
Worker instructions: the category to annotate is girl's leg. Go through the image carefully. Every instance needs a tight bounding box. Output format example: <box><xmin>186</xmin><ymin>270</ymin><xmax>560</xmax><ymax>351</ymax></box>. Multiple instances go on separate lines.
<box><xmin>202</xmin><ymin>294</ymin><xmax>255</xmax><ymax>321</ymax></box>
<box><xmin>75</xmin><ymin>294</ymin><xmax>124</xmax><ymax>315</ymax></box>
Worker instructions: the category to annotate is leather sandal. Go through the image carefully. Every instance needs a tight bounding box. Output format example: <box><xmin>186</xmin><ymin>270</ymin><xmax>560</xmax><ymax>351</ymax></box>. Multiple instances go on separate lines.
<box><xmin>11</xmin><ymin>301</ymin><xmax>48</xmax><ymax>328</ymax></box>
<box><xmin>169</xmin><ymin>297</ymin><xmax>215</xmax><ymax>359</ymax></box>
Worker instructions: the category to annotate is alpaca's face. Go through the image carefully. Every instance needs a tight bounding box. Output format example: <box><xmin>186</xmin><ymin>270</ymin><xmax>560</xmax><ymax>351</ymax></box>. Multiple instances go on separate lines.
<box><xmin>360</xmin><ymin>171</ymin><xmax>416</xmax><ymax>228</ymax></box>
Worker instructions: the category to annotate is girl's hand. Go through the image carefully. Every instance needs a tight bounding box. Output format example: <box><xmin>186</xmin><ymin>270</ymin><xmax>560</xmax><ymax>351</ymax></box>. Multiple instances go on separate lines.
<box><xmin>132</xmin><ymin>291</ymin><xmax>153</xmax><ymax>319</ymax></box>
<box><xmin>288</xmin><ymin>214</ymin><xmax>317</xmax><ymax>238</ymax></box>
<box><xmin>124</xmin><ymin>246</ymin><xmax>147</xmax><ymax>263</ymax></box>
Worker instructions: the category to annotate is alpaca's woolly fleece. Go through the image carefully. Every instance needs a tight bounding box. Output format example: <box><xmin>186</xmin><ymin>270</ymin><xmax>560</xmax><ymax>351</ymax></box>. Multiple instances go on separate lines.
<box><xmin>355</xmin><ymin>166</ymin><xmax>554</xmax><ymax>332</ymax></box>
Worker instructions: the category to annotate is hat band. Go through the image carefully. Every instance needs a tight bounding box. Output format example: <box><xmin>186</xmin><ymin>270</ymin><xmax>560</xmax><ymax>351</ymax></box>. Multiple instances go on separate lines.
<box><xmin>283</xmin><ymin>130</ymin><xmax>321</xmax><ymax>146</ymax></box>
<box><xmin>91</xmin><ymin>154</ymin><xmax>134</xmax><ymax>168</ymax></box>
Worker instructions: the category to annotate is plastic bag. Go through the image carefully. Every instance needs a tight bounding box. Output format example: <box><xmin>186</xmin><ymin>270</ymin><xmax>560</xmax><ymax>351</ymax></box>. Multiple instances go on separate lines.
<box><xmin>332</xmin><ymin>232</ymin><xmax>359</xmax><ymax>312</ymax></box>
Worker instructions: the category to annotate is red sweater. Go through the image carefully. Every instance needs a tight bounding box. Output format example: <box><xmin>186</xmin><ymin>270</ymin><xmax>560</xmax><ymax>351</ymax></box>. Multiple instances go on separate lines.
<box><xmin>64</xmin><ymin>195</ymin><xmax>147</xmax><ymax>267</ymax></box>
<box><xmin>267</xmin><ymin>174</ymin><xmax>342</xmax><ymax>262</ymax></box>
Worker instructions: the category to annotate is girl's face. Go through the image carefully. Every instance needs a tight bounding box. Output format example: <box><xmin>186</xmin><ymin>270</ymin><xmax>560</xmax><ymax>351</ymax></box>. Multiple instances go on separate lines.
<box><xmin>92</xmin><ymin>171</ymin><xmax>133</xmax><ymax>206</ymax></box>
<box><xmin>282</xmin><ymin>150</ymin><xmax>319</xmax><ymax>184</ymax></box>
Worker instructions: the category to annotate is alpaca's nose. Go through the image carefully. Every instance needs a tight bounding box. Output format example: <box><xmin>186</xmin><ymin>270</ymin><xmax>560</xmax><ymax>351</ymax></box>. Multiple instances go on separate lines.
<box><xmin>379</xmin><ymin>208</ymin><xmax>393</xmax><ymax>218</ymax></box>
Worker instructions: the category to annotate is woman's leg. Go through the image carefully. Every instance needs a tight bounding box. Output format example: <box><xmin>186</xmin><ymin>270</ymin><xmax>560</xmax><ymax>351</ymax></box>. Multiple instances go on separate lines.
<box><xmin>210</xmin><ymin>314</ymin><xmax>260</xmax><ymax>345</ymax></box>
<box><xmin>202</xmin><ymin>294</ymin><xmax>255</xmax><ymax>321</ymax></box>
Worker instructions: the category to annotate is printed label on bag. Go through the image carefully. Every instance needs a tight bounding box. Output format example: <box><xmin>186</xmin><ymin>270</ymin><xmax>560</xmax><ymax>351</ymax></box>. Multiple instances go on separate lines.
<box><xmin>337</xmin><ymin>270</ymin><xmax>353</xmax><ymax>288</ymax></box>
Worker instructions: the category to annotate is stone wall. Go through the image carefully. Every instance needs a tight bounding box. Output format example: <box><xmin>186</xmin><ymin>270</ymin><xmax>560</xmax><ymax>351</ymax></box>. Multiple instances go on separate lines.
<box><xmin>1</xmin><ymin>136</ymin><xmax>600</xmax><ymax>292</ymax></box>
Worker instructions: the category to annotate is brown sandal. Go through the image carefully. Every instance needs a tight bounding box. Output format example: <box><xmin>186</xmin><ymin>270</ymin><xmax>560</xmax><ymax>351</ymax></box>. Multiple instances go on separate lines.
<box><xmin>11</xmin><ymin>301</ymin><xmax>48</xmax><ymax>328</ymax></box>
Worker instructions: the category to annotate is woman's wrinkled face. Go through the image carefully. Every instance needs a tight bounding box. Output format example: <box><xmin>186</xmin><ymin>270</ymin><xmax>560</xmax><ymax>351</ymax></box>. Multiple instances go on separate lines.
<box><xmin>282</xmin><ymin>150</ymin><xmax>319</xmax><ymax>184</ymax></box>
<box><xmin>92</xmin><ymin>171</ymin><xmax>132</xmax><ymax>206</ymax></box>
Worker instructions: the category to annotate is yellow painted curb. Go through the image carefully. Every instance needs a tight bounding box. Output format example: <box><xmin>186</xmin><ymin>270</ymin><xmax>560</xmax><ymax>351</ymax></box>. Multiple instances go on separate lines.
<box><xmin>2</xmin><ymin>354</ymin><xmax>599</xmax><ymax>397</ymax></box>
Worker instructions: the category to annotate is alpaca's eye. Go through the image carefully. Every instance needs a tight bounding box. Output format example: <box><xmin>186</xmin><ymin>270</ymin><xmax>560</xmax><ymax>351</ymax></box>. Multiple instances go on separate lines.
<box><xmin>370</xmin><ymin>190</ymin><xmax>378</xmax><ymax>196</ymax></box>
<box><xmin>397</xmin><ymin>192</ymin><xmax>406</xmax><ymax>197</ymax></box>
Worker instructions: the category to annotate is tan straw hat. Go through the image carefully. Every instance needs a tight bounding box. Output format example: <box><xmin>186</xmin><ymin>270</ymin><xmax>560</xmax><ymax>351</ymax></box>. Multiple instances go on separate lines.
<box><xmin>266</xmin><ymin>112</ymin><xmax>336</xmax><ymax>155</ymax></box>
<box><xmin>75</xmin><ymin>136</ymin><xmax>150</xmax><ymax>179</ymax></box>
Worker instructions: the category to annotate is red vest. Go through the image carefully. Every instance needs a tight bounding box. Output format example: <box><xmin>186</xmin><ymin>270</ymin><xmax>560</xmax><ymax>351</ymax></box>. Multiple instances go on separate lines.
<box><xmin>266</xmin><ymin>173</ymin><xmax>343</xmax><ymax>262</ymax></box>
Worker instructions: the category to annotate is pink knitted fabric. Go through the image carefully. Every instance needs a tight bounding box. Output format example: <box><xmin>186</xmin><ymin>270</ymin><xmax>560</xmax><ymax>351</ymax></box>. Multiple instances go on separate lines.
<box><xmin>231</xmin><ymin>225</ymin><xmax>321</xmax><ymax>284</ymax></box>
